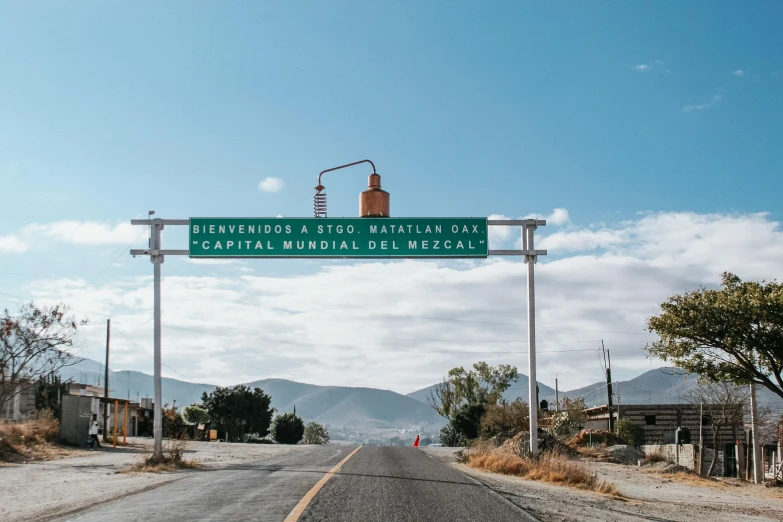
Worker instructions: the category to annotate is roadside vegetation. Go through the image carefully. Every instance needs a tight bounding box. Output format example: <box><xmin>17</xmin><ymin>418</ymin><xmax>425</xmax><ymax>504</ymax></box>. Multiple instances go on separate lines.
<box><xmin>0</xmin><ymin>410</ymin><xmax>69</xmax><ymax>463</ymax></box>
<box><xmin>427</xmin><ymin>361</ymin><xmax>621</xmax><ymax>495</ymax></box>
<box><xmin>272</xmin><ymin>410</ymin><xmax>305</xmax><ymax>444</ymax></box>
<box><xmin>302</xmin><ymin>421</ymin><xmax>329</xmax><ymax>445</ymax></box>
<box><xmin>465</xmin><ymin>440</ymin><xmax>619</xmax><ymax>496</ymax></box>
<box><xmin>646</xmin><ymin>272</ymin><xmax>783</xmax><ymax>402</ymax></box>
<box><xmin>201</xmin><ymin>385</ymin><xmax>275</xmax><ymax>442</ymax></box>
<box><xmin>126</xmin><ymin>438</ymin><xmax>199</xmax><ymax>473</ymax></box>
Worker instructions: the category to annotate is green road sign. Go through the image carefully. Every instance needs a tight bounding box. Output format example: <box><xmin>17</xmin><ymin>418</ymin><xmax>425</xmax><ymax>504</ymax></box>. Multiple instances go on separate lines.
<box><xmin>189</xmin><ymin>217</ymin><xmax>488</xmax><ymax>258</ymax></box>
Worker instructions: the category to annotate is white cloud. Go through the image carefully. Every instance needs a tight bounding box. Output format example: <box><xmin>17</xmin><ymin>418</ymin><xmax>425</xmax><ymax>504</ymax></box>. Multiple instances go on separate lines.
<box><xmin>732</xmin><ymin>70</ymin><xmax>745</xmax><ymax>77</ymax></box>
<box><xmin>258</xmin><ymin>177</ymin><xmax>285</xmax><ymax>193</ymax></box>
<box><xmin>21</xmin><ymin>221</ymin><xmax>144</xmax><ymax>245</ymax></box>
<box><xmin>632</xmin><ymin>61</ymin><xmax>666</xmax><ymax>73</ymax></box>
<box><xmin>0</xmin><ymin>235</ymin><xmax>29</xmax><ymax>253</ymax></box>
<box><xmin>539</xmin><ymin>229</ymin><xmax>625</xmax><ymax>252</ymax></box>
<box><xmin>20</xmin><ymin>210</ymin><xmax>783</xmax><ymax>398</ymax></box>
<box><xmin>548</xmin><ymin>208</ymin><xmax>570</xmax><ymax>226</ymax></box>
<box><xmin>523</xmin><ymin>208</ymin><xmax>570</xmax><ymax>226</ymax></box>
<box><xmin>683</xmin><ymin>93</ymin><xmax>723</xmax><ymax>112</ymax></box>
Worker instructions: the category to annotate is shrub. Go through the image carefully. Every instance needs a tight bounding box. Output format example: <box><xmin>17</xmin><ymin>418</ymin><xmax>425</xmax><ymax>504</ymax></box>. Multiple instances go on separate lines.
<box><xmin>302</xmin><ymin>422</ymin><xmax>329</xmax><ymax>445</ymax></box>
<box><xmin>439</xmin><ymin>423</ymin><xmax>464</xmax><ymax>447</ymax></box>
<box><xmin>0</xmin><ymin>410</ymin><xmax>62</xmax><ymax>462</ymax></box>
<box><xmin>272</xmin><ymin>412</ymin><xmax>305</xmax><ymax>444</ymax></box>
<box><xmin>644</xmin><ymin>450</ymin><xmax>672</xmax><ymax>463</ymax></box>
<box><xmin>128</xmin><ymin>438</ymin><xmax>198</xmax><ymax>473</ymax></box>
<box><xmin>615</xmin><ymin>419</ymin><xmax>645</xmax><ymax>448</ymax></box>
<box><xmin>480</xmin><ymin>399</ymin><xmax>529</xmax><ymax>438</ymax></box>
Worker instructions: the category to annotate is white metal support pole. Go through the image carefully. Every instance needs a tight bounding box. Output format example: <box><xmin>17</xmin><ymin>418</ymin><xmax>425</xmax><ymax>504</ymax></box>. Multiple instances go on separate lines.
<box><xmin>152</xmin><ymin>219</ymin><xmax>164</xmax><ymax>460</ymax></box>
<box><xmin>525</xmin><ymin>224</ymin><xmax>538</xmax><ymax>456</ymax></box>
<box><xmin>750</xmin><ymin>383</ymin><xmax>763</xmax><ymax>484</ymax></box>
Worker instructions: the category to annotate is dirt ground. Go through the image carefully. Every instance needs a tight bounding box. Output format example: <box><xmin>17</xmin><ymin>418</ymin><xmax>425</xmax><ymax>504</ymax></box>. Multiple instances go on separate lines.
<box><xmin>421</xmin><ymin>447</ymin><xmax>783</xmax><ymax>522</ymax></box>
<box><xmin>0</xmin><ymin>437</ymin><xmax>302</xmax><ymax>522</ymax></box>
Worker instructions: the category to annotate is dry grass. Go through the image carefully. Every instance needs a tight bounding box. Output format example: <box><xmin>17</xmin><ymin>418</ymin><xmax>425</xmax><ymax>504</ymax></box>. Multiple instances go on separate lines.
<box><xmin>123</xmin><ymin>438</ymin><xmax>198</xmax><ymax>474</ymax></box>
<box><xmin>0</xmin><ymin>410</ymin><xmax>76</xmax><ymax>463</ymax></box>
<box><xmin>657</xmin><ymin>471</ymin><xmax>726</xmax><ymax>488</ymax></box>
<box><xmin>466</xmin><ymin>443</ymin><xmax>621</xmax><ymax>497</ymax></box>
<box><xmin>575</xmin><ymin>445</ymin><xmax>606</xmax><ymax>459</ymax></box>
<box><xmin>644</xmin><ymin>450</ymin><xmax>672</xmax><ymax>464</ymax></box>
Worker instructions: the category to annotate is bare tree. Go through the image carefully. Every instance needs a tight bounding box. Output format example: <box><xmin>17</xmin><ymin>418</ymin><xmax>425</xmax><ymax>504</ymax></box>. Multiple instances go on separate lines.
<box><xmin>0</xmin><ymin>303</ymin><xmax>84</xmax><ymax>417</ymax></box>
<box><xmin>684</xmin><ymin>382</ymin><xmax>748</xmax><ymax>476</ymax></box>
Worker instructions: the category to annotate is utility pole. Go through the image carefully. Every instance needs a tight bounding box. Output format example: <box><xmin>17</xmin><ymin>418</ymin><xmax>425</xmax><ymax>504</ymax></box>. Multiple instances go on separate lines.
<box><xmin>750</xmin><ymin>383</ymin><xmax>763</xmax><ymax>484</ymax></box>
<box><xmin>525</xmin><ymin>224</ymin><xmax>540</xmax><ymax>455</ymax></box>
<box><xmin>603</xmin><ymin>341</ymin><xmax>614</xmax><ymax>433</ymax></box>
<box><xmin>103</xmin><ymin>319</ymin><xmax>110</xmax><ymax>442</ymax></box>
<box><xmin>151</xmin><ymin>217</ymin><xmax>164</xmax><ymax>460</ymax></box>
<box><xmin>555</xmin><ymin>377</ymin><xmax>559</xmax><ymax>412</ymax></box>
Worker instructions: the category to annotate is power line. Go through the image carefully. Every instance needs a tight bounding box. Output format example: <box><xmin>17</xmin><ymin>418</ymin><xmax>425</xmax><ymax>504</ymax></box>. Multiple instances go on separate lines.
<box><xmin>87</xmin><ymin>228</ymin><xmax>148</xmax><ymax>285</ymax></box>
<box><xmin>157</xmin><ymin>323</ymin><xmax>605</xmax><ymax>354</ymax></box>
<box><xmin>111</xmin><ymin>327</ymin><xmax>216</xmax><ymax>391</ymax></box>
<box><xmin>162</xmin><ymin>323</ymin><xmax>603</xmax><ymax>345</ymax></box>
<box><xmin>0</xmin><ymin>287</ymin><xmax>653</xmax><ymax>336</ymax></box>
<box><xmin>0</xmin><ymin>290</ymin><xmax>641</xmax><ymax>349</ymax></box>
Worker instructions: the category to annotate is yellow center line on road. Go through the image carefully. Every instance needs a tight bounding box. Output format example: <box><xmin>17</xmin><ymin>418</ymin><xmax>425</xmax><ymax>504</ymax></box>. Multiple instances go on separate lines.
<box><xmin>283</xmin><ymin>446</ymin><xmax>363</xmax><ymax>522</ymax></box>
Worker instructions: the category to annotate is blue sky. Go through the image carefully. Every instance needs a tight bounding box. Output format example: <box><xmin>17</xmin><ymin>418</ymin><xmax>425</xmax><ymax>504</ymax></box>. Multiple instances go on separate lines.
<box><xmin>1</xmin><ymin>2</ymin><xmax>781</xmax><ymax>393</ymax></box>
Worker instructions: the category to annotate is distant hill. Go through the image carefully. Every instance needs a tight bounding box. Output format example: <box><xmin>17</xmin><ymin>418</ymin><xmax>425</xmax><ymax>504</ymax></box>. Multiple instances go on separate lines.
<box><xmin>564</xmin><ymin>368</ymin><xmax>702</xmax><ymax>407</ymax></box>
<box><xmin>246</xmin><ymin>378</ymin><xmax>444</xmax><ymax>429</ymax></box>
<box><xmin>409</xmin><ymin>367</ymin><xmax>783</xmax><ymax>412</ymax></box>
<box><xmin>59</xmin><ymin>358</ymin><xmax>215</xmax><ymax>407</ymax></box>
<box><xmin>59</xmin><ymin>358</ymin><xmax>444</xmax><ymax>429</ymax></box>
<box><xmin>61</xmin><ymin>359</ymin><xmax>783</xmax><ymax>430</ymax></box>
<box><xmin>565</xmin><ymin>368</ymin><xmax>783</xmax><ymax>410</ymax></box>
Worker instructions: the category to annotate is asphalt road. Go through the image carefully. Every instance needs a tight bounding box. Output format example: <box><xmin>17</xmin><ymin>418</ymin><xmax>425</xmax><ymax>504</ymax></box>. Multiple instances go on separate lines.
<box><xmin>56</xmin><ymin>446</ymin><xmax>537</xmax><ymax>522</ymax></box>
<box><xmin>57</xmin><ymin>445</ymin><xmax>356</xmax><ymax>522</ymax></box>
<box><xmin>301</xmin><ymin>446</ymin><xmax>536</xmax><ymax>522</ymax></box>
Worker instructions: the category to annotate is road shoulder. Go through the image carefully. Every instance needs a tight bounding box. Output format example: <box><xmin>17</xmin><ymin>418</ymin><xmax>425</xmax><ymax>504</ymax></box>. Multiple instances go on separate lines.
<box><xmin>0</xmin><ymin>437</ymin><xmax>302</xmax><ymax>522</ymax></box>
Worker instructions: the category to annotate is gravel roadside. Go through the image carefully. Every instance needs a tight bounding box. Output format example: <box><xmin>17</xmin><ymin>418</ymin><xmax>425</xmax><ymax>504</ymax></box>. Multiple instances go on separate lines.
<box><xmin>0</xmin><ymin>437</ymin><xmax>302</xmax><ymax>522</ymax></box>
<box><xmin>420</xmin><ymin>447</ymin><xmax>783</xmax><ymax>522</ymax></box>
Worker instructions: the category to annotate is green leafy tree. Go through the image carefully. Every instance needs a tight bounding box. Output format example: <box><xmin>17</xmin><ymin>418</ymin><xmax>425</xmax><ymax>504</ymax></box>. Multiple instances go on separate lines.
<box><xmin>201</xmin><ymin>385</ymin><xmax>274</xmax><ymax>442</ymax></box>
<box><xmin>428</xmin><ymin>362</ymin><xmax>518</xmax><ymax>444</ymax></box>
<box><xmin>302</xmin><ymin>422</ymin><xmax>330</xmax><ymax>445</ymax></box>
<box><xmin>273</xmin><ymin>412</ymin><xmax>305</xmax><ymax>444</ymax></box>
<box><xmin>427</xmin><ymin>362</ymin><xmax>519</xmax><ymax>422</ymax></box>
<box><xmin>182</xmin><ymin>404</ymin><xmax>210</xmax><ymax>426</ymax></box>
<box><xmin>646</xmin><ymin>273</ymin><xmax>783</xmax><ymax>399</ymax></box>
<box><xmin>615</xmin><ymin>419</ymin><xmax>645</xmax><ymax>448</ymax></box>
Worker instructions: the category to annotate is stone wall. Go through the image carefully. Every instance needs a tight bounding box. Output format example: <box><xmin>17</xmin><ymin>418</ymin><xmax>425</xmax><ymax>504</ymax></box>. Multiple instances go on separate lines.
<box><xmin>642</xmin><ymin>443</ymin><xmax>729</xmax><ymax>476</ymax></box>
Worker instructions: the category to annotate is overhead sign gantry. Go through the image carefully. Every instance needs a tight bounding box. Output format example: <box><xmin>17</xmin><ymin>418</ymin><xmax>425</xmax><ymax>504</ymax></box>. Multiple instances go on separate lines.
<box><xmin>132</xmin><ymin>160</ymin><xmax>546</xmax><ymax>459</ymax></box>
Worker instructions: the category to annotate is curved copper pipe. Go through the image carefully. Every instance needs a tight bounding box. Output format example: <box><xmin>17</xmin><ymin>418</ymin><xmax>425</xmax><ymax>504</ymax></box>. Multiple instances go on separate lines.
<box><xmin>317</xmin><ymin>159</ymin><xmax>376</xmax><ymax>189</ymax></box>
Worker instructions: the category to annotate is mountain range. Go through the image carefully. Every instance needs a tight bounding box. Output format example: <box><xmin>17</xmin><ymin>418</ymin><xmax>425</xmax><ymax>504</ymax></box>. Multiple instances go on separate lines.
<box><xmin>61</xmin><ymin>358</ymin><xmax>783</xmax><ymax>430</ymax></box>
<box><xmin>59</xmin><ymin>358</ymin><xmax>444</xmax><ymax>429</ymax></box>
